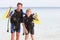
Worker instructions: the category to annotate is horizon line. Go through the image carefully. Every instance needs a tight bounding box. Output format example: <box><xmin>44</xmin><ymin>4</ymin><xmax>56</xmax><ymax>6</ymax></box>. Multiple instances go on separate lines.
<box><xmin>0</xmin><ymin>7</ymin><xmax>60</xmax><ymax>9</ymax></box>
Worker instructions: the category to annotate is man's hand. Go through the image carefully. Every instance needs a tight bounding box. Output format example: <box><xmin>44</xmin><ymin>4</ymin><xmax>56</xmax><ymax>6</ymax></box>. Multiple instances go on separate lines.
<box><xmin>6</xmin><ymin>15</ymin><xmax>10</xmax><ymax>18</ymax></box>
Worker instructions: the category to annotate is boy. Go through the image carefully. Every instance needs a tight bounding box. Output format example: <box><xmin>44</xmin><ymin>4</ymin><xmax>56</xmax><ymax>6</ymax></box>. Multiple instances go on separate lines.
<box><xmin>23</xmin><ymin>9</ymin><xmax>35</xmax><ymax>40</ymax></box>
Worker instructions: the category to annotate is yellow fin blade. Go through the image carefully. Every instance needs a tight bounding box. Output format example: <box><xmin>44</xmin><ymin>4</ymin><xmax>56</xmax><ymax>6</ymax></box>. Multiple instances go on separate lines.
<box><xmin>2</xmin><ymin>8</ymin><xmax>11</xmax><ymax>20</ymax></box>
<box><xmin>33</xmin><ymin>20</ymin><xmax>40</xmax><ymax>24</ymax></box>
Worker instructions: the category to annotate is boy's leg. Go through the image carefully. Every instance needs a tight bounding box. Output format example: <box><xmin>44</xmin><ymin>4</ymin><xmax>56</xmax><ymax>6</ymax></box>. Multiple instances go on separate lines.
<box><xmin>31</xmin><ymin>34</ymin><xmax>34</xmax><ymax>40</ymax></box>
<box><xmin>30</xmin><ymin>27</ymin><xmax>34</xmax><ymax>40</ymax></box>
<box><xmin>11</xmin><ymin>33</ymin><xmax>15</xmax><ymax>40</ymax></box>
<box><xmin>16</xmin><ymin>32</ymin><xmax>20</xmax><ymax>40</ymax></box>
<box><xmin>23</xmin><ymin>24</ymin><xmax>29</xmax><ymax>40</ymax></box>
<box><xmin>22</xmin><ymin>23</ymin><xmax>28</xmax><ymax>35</ymax></box>
<box><xmin>25</xmin><ymin>28</ymin><xmax>29</xmax><ymax>40</ymax></box>
<box><xmin>25</xmin><ymin>34</ymin><xmax>29</xmax><ymax>40</ymax></box>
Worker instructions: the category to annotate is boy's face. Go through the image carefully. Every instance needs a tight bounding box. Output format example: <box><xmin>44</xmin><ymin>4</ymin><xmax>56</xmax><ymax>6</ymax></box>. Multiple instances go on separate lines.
<box><xmin>26</xmin><ymin>10</ymin><xmax>31</xmax><ymax>16</ymax></box>
<box><xmin>17</xmin><ymin>5</ymin><xmax>22</xmax><ymax>10</ymax></box>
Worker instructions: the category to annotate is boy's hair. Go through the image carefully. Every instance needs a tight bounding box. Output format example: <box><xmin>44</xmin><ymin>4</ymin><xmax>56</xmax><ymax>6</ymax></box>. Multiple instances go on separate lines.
<box><xmin>26</xmin><ymin>8</ymin><xmax>31</xmax><ymax>13</ymax></box>
<box><xmin>17</xmin><ymin>2</ymin><xmax>23</xmax><ymax>6</ymax></box>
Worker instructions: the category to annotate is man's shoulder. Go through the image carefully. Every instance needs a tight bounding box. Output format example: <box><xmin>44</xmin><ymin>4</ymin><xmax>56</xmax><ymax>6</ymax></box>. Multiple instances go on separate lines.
<box><xmin>23</xmin><ymin>13</ymin><xmax>26</xmax><ymax>17</ymax></box>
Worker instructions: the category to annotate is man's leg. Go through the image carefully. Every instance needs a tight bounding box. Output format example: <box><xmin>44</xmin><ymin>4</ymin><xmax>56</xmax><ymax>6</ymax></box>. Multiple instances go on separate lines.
<box><xmin>11</xmin><ymin>33</ymin><xmax>15</xmax><ymax>40</ymax></box>
<box><xmin>16</xmin><ymin>32</ymin><xmax>20</xmax><ymax>40</ymax></box>
<box><xmin>11</xmin><ymin>24</ymin><xmax>15</xmax><ymax>40</ymax></box>
<box><xmin>16</xmin><ymin>26</ymin><xmax>20</xmax><ymax>40</ymax></box>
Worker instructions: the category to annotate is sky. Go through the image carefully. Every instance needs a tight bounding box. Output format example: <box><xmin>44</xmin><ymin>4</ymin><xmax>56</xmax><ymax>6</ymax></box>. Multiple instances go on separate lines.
<box><xmin>0</xmin><ymin>0</ymin><xmax>60</xmax><ymax>7</ymax></box>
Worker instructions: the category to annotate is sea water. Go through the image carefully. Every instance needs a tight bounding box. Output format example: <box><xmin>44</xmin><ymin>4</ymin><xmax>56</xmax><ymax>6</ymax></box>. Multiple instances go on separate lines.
<box><xmin>0</xmin><ymin>7</ymin><xmax>60</xmax><ymax>40</ymax></box>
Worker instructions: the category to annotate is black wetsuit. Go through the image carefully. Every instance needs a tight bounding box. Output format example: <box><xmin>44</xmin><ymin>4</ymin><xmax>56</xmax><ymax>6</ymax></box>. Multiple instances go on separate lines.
<box><xmin>10</xmin><ymin>9</ymin><xmax>24</xmax><ymax>33</ymax></box>
<box><xmin>23</xmin><ymin>14</ymin><xmax>35</xmax><ymax>35</ymax></box>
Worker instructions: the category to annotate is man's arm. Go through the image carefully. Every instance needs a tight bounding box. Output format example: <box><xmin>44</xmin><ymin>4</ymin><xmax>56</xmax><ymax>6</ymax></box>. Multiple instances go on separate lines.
<box><xmin>6</xmin><ymin>11</ymin><xmax>13</xmax><ymax>18</ymax></box>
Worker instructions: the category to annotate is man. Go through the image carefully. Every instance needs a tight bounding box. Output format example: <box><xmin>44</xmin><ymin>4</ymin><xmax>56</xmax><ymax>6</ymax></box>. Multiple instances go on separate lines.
<box><xmin>23</xmin><ymin>9</ymin><xmax>35</xmax><ymax>40</ymax></box>
<box><xmin>7</xmin><ymin>3</ymin><xmax>24</xmax><ymax>40</ymax></box>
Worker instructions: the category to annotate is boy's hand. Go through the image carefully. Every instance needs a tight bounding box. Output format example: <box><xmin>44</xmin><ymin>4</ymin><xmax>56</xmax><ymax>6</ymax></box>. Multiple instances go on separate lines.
<box><xmin>22</xmin><ymin>23</ymin><xmax>28</xmax><ymax>35</ymax></box>
<box><xmin>33</xmin><ymin>13</ymin><xmax>39</xmax><ymax>20</ymax></box>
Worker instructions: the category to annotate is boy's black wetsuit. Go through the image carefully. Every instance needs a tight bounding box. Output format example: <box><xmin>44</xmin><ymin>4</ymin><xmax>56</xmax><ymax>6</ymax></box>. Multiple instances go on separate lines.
<box><xmin>23</xmin><ymin>14</ymin><xmax>35</xmax><ymax>35</ymax></box>
<box><xmin>10</xmin><ymin>9</ymin><xmax>24</xmax><ymax>33</ymax></box>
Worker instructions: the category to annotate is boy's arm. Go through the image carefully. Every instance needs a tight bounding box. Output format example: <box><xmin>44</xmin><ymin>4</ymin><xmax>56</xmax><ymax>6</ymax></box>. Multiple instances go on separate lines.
<box><xmin>22</xmin><ymin>23</ymin><xmax>28</xmax><ymax>34</ymax></box>
<box><xmin>22</xmin><ymin>15</ymin><xmax>28</xmax><ymax>35</ymax></box>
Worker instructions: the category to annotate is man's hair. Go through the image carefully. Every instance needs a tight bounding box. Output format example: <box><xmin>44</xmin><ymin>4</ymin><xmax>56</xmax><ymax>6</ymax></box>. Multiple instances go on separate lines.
<box><xmin>17</xmin><ymin>2</ymin><xmax>23</xmax><ymax>6</ymax></box>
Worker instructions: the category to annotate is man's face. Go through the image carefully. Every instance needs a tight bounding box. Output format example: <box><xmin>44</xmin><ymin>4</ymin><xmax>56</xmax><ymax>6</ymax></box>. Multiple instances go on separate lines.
<box><xmin>17</xmin><ymin>5</ymin><xmax>22</xmax><ymax>10</ymax></box>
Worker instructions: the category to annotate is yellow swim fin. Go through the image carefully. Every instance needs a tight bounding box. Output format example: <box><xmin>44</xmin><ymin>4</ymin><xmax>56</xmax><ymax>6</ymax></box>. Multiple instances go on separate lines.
<box><xmin>33</xmin><ymin>20</ymin><xmax>40</xmax><ymax>24</ymax></box>
<box><xmin>2</xmin><ymin>7</ymin><xmax>11</xmax><ymax>20</ymax></box>
<box><xmin>33</xmin><ymin>13</ymin><xmax>40</xmax><ymax>24</ymax></box>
